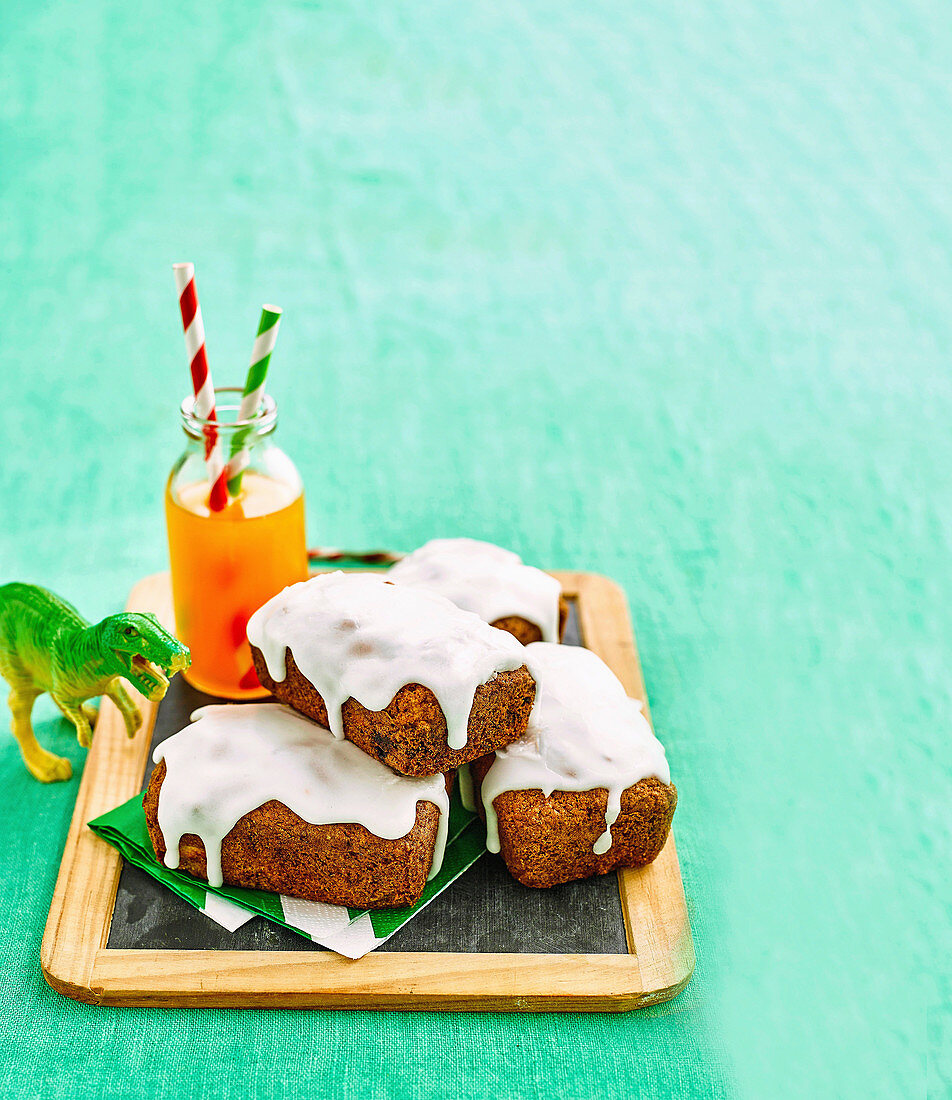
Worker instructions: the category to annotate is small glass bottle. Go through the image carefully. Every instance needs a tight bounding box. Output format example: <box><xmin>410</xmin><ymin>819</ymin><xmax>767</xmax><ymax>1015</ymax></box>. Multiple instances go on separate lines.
<box><xmin>165</xmin><ymin>387</ymin><xmax>308</xmax><ymax>699</ymax></box>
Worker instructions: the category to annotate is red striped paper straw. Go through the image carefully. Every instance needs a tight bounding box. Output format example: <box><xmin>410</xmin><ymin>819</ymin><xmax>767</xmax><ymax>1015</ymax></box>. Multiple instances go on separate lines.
<box><xmin>173</xmin><ymin>263</ymin><xmax>228</xmax><ymax>511</ymax></box>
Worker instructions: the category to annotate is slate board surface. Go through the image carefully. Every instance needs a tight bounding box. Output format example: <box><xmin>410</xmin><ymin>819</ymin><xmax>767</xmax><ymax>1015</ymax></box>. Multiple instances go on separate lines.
<box><xmin>107</xmin><ymin>601</ymin><xmax>628</xmax><ymax>954</ymax></box>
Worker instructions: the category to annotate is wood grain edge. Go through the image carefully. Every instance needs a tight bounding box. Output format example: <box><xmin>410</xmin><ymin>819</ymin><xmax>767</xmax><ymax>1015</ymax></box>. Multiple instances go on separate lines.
<box><xmin>89</xmin><ymin>950</ymin><xmax>652</xmax><ymax>1011</ymax></box>
<box><xmin>573</xmin><ymin>572</ymin><xmax>695</xmax><ymax>1001</ymax></box>
<box><xmin>40</xmin><ymin>574</ymin><xmax>171</xmax><ymax>1004</ymax></box>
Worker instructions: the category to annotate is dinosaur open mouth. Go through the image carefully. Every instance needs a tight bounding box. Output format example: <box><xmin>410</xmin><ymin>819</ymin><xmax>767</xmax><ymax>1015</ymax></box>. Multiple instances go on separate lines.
<box><xmin>131</xmin><ymin>655</ymin><xmax>170</xmax><ymax>690</ymax></box>
<box><xmin>115</xmin><ymin>651</ymin><xmax>170</xmax><ymax>696</ymax></box>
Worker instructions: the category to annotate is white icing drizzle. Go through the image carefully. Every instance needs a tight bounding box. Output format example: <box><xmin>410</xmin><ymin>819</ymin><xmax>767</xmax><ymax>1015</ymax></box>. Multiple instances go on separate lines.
<box><xmin>246</xmin><ymin>571</ymin><xmax>526</xmax><ymax>751</ymax></box>
<box><xmin>388</xmin><ymin>538</ymin><xmax>562</xmax><ymax>643</ymax></box>
<box><xmin>456</xmin><ymin>762</ymin><xmax>476</xmax><ymax>812</ymax></box>
<box><xmin>480</xmin><ymin>643</ymin><xmax>670</xmax><ymax>856</ymax></box>
<box><xmin>154</xmin><ymin>703</ymin><xmax>450</xmax><ymax>889</ymax></box>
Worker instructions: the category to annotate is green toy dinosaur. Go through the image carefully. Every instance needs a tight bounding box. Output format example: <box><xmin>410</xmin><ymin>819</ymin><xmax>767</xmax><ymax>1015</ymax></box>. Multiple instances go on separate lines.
<box><xmin>0</xmin><ymin>583</ymin><xmax>190</xmax><ymax>782</ymax></box>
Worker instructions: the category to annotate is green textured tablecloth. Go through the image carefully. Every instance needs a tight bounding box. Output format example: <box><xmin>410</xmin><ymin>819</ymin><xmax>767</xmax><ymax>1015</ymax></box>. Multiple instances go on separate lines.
<box><xmin>0</xmin><ymin>1</ymin><xmax>946</xmax><ymax>1096</ymax></box>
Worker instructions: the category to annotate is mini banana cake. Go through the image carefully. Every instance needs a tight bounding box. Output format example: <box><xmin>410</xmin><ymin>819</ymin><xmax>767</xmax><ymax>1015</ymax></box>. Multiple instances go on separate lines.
<box><xmin>247</xmin><ymin>571</ymin><xmax>536</xmax><ymax>776</ymax></box>
<box><xmin>387</xmin><ymin>538</ymin><xmax>567</xmax><ymax>645</ymax></box>
<box><xmin>145</xmin><ymin>704</ymin><xmax>450</xmax><ymax>909</ymax></box>
<box><xmin>471</xmin><ymin>642</ymin><xmax>676</xmax><ymax>889</ymax></box>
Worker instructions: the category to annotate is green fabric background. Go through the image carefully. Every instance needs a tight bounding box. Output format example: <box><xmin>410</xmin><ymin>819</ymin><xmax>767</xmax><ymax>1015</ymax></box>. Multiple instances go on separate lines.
<box><xmin>0</xmin><ymin>1</ymin><xmax>947</xmax><ymax>1096</ymax></box>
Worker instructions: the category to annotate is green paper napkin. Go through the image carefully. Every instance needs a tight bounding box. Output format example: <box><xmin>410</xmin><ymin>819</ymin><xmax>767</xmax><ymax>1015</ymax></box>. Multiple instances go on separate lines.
<box><xmin>89</xmin><ymin>788</ymin><xmax>484</xmax><ymax>958</ymax></box>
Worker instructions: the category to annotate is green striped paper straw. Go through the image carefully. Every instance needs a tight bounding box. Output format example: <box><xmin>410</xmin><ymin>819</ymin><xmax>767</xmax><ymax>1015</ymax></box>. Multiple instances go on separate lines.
<box><xmin>226</xmin><ymin>305</ymin><xmax>282</xmax><ymax>497</ymax></box>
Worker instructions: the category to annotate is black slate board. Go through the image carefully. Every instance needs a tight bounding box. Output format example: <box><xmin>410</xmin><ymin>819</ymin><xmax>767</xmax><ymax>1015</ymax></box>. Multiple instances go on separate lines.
<box><xmin>106</xmin><ymin>602</ymin><xmax>628</xmax><ymax>954</ymax></box>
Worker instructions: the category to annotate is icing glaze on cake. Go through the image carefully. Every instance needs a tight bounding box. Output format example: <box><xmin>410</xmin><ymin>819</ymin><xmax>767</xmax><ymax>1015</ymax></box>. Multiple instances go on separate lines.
<box><xmin>387</xmin><ymin>538</ymin><xmax>562</xmax><ymax>643</ymax></box>
<box><xmin>456</xmin><ymin>762</ymin><xmax>476</xmax><ymax>811</ymax></box>
<box><xmin>246</xmin><ymin>571</ymin><xmax>527</xmax><ymax>751</ymax></box>
<box><xmin>480</xmin><ymin>643</ymin><xmax>670</xmax><ymax>855</ymax></box>
<box><xmin>154</xmin><ymin>703</ymin><xmax>450</xmax><ymax>888</ymax></box>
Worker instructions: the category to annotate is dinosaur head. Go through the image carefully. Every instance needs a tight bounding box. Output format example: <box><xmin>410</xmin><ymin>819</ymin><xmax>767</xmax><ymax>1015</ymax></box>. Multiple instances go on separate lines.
<box><xmin>99</xmin><ymin>613</ymin><xmax>191</xmax><ymax>701</ymax></box>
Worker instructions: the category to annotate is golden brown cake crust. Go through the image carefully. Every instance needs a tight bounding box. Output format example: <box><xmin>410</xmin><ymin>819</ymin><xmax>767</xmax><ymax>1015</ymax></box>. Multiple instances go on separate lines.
<box><xmin>471</xmin><ymin>755</ymin><xmax>677</xmax><ymax>889</ymax></box>
<box><xmin>490</xmin><ymin>595</ymin><xmax>569</xmax><ymax>645</ymax></box>
<box><xmin>144</xmin><ymin>759</ymin><xmax>441</xmax><ymax>909</ymax></box>
<box><xmin>250</xmin><ymin>646</ymin><xmax>536</xmax><ymax>777</ymax></box>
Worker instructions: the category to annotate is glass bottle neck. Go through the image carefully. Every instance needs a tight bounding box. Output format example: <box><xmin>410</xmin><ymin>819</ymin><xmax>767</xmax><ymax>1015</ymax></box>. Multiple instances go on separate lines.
<box><xmin>180</xmin><ymin>387</ymin><xmax>278</xmax><ymax>445</ymax></box>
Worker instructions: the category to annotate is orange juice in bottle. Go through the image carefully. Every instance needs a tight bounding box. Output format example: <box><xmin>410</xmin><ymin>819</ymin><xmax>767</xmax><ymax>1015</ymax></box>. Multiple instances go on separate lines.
<box><xmin>165</xmin><ymin>389</ymin><xmax>308</xmax><ymax>698</ymax></box>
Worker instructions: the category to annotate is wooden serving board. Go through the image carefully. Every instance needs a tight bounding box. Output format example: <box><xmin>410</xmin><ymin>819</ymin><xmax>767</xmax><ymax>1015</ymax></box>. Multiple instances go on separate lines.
<box><xmin>41</xmin><ymin>571</ymin><xmax>694</xmax><ymax>1010</ymax></box>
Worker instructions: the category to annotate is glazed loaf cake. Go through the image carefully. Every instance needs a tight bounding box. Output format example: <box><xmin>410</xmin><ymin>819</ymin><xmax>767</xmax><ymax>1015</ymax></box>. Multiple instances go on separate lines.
<box><xmin>471</xmin><ymin>761</ymin><xmax>676</xmax><ymax>889</ymax></box>
<box><xmin>247</xmin><ymin>571</ymin><xmax>536</xmax><ymax>776</ymax></box>
<box><xmin>472</xmin><ymin>642</ymin><xmax>676</xmax><ymax>889</ymax></box>
<box><xmin>387</xmin><ymin>538</ymin><xmax>568</xmax><ymax>644</ymax></box>
<box><xmin>145</xmin><ymin>703</ymin><xmax>450</xmax><ymax>909</ymax></box>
